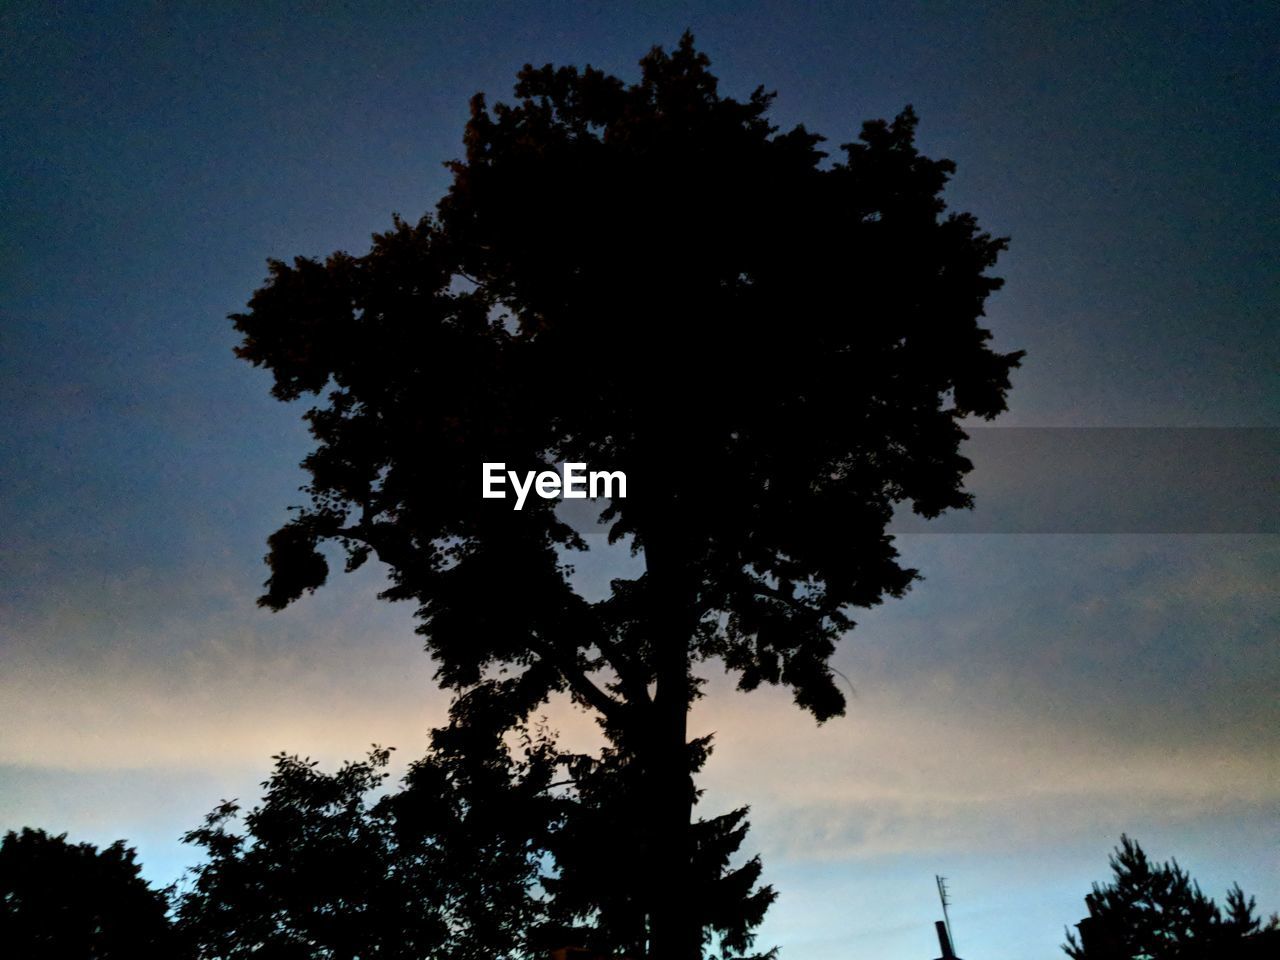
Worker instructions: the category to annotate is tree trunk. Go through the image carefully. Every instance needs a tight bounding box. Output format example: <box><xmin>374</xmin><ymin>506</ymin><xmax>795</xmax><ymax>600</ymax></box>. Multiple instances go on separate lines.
<box><xmin>643</xmin><ymin>528</ymin><xmax>700</xmax><ymax>960</ymax></box>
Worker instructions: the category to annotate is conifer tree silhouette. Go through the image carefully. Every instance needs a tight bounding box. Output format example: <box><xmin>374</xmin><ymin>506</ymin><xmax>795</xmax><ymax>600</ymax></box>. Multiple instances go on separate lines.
<box><xmin>1065</xmin><ymin>835</ymin><xmax>1279</xmax><ymax>960</ymax></box>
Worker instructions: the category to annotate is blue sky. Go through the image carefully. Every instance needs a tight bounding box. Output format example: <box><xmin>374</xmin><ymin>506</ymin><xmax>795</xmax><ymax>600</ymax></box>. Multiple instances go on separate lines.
<box><xmin>2</xmin><ymin>3</ymin><xmax>1277</xmax><ymax>958</ymax></box>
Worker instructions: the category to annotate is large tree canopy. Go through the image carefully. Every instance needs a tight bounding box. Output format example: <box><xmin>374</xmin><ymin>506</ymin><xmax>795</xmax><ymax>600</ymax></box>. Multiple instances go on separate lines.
<box><xmin>233</xmin><ymin>34</ymin><xmax>1021</xmax><ymax>958</ymax></box>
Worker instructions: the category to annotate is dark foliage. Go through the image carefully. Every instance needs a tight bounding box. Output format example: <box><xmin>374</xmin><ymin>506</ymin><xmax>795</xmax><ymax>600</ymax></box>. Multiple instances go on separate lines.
<box><xmin>548</xmin><ymin>736</ymin><xmax>775</xmax><ymax>960</ymax></box>
<box><xmin>232</xmin><ymin>33</ymin><xmax>1020</xmax><ymax>958</ymax></box>
<box><xmin>176</xmin><ymin>722</ymin><xmax>560</xmax><ymax>960</ymax></box>
<box><xmin>0</xmin><ymin>827</ymin><xmax>178</xmax><ymax>959</ymax></box>
<box><xmin>1064</xmin><ymin>835</ymin><xmax>1279</xmax><ymax>960</ymax></box>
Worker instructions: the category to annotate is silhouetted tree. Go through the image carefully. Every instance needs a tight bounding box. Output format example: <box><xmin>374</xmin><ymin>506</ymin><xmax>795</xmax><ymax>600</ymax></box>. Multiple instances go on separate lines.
<box><xmin>176</xmin><ymin>720</ymin><xmax>560</xmax><ymax>960</ymax></box>
<box><xmin>1064</xmin><ymin>835</ymin><xmax>1279</xmax><ymax>960</ymax></box>
<box><xmin>548</xmin><ymin>735</ymin><xmax>774</xmax><ymax>959</ymax></box>
<box><xmin>232</xmin><ymin>33</ymin><xmax>1021</xmax><ymax>958</ymax></box>
<box><xmin>0</xmin><ymin>827</ymin><xmax>179</xmax><ymax>959</ymax></box>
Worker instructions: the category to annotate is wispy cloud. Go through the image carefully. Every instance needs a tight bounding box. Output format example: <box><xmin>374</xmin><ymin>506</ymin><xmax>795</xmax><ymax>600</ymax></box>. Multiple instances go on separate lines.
<box><xmin>692</xmin><ymin>684</ymin><xmax>1279</xmax><ymax>862</ymax></box>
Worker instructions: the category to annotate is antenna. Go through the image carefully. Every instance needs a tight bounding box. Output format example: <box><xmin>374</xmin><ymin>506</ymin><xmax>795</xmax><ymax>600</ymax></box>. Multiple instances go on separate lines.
<box><xmin>936</xmin><ymin>875</ymin><xmax>956</xmax><ymax>956</ymax></box>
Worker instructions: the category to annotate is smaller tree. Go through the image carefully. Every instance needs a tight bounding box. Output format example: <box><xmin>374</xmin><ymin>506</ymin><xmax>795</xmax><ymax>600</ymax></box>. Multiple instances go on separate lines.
<box><xmin>176</xmin><ymin>722</ymin><xmax>560</xmax><ymax>960</ymax></box>
<box><xmin>1065</xmin><ymin>834</ymin><xmax>1279</xmax><ymax>960</ymax></box>
<box><xmin>0</xmin><ymin>826</ymin><xmax>178</xmax><ymax>959</ymax></box>
<box><xmin>547</xmin><ymin>734</ymin><xmax>776</xmax><ymax>959</ymax></box>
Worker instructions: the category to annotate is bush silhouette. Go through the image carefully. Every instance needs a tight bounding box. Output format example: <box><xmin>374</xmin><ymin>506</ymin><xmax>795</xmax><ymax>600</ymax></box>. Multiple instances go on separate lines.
<box><xmin>0</xmin><ymin>827</ymin><xmax>178</xmax><ymax>959</ymax></box>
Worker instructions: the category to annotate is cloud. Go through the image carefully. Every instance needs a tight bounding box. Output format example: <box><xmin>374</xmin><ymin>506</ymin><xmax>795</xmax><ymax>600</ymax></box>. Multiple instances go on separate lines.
<box><xmin>2</xmin><ymin>528</ymin><xmax>1274</xmax><ymax>897</ymax></box>
<box><xmin>691</xmin><ymin>683</ymin><xmax>1280</xmax><ymax>862</ymax></box>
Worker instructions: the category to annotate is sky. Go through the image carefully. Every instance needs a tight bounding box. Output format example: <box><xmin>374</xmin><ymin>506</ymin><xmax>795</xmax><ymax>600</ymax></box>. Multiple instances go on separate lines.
<box><xmin>1</xmin><ymin>2</ymin><xmax>1277</xmax><ymax>958</ymax></box>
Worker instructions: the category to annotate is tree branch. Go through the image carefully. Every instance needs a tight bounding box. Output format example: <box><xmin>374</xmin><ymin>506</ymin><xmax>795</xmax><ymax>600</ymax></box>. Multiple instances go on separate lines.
<box><xmin>526</xmin><ymin>633</ymin><xmax>629</xmax><ymax>729</ymax></box>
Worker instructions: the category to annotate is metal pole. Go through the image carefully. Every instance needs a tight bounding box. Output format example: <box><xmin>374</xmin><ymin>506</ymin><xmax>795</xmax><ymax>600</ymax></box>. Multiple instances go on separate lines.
<box><xmin>936</xmin><ymin>875</ymin><xmax>956</xmax><ymax>957</ymax></box>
